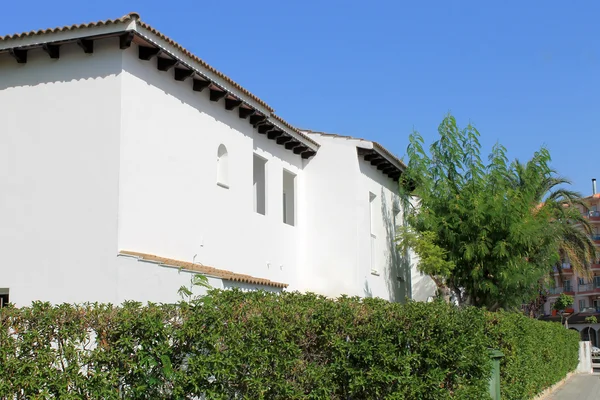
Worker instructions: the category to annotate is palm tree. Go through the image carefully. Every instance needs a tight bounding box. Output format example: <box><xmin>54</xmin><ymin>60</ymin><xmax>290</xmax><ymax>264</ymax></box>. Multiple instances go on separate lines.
<box><xmin>512</xmin><ymin>156</ymin><xmax>597</xmax><ymax>313</ymax></box>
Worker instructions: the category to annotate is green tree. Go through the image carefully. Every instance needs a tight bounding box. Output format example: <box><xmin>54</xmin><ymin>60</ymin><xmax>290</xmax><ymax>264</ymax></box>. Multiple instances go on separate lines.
<box><xmin>398</xmin><ymin>114</ymin><xmax>597</xmax><ymax>310</ymax></box>
<box><xmin>553</xmin><ymin>293</ymin><xmax>574</xmax><ymax>312</ymax></box>
<box><xmin>553</xmin><ymin>293</ymin><xmax>574</xmax><ymax>327</ymax></box>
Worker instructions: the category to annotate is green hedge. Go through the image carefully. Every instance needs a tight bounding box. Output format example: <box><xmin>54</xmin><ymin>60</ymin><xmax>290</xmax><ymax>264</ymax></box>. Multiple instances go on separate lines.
<box><xmin>0</xmin><ymin>290</ymin><xmax>578</xmax><ymax>399</ymax></box>
<box><xmin>486</xmin><ymin>311</ymin><xmax>579</xmax><ymax>399</ymax></box>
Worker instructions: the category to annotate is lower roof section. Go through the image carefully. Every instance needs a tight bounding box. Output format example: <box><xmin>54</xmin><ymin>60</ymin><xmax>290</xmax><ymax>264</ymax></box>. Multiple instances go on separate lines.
<box><xmin>119</xmin><ymin>250</ymin><xmax>288</xmax><ymax>289</ymax></box>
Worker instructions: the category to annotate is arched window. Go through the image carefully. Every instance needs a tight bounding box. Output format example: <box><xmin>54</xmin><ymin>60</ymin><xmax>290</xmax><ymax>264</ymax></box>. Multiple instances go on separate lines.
<box><xmin>216</xmin><ymin>144</ymin><xmax>229</xmax><ymax>188</ymax></box>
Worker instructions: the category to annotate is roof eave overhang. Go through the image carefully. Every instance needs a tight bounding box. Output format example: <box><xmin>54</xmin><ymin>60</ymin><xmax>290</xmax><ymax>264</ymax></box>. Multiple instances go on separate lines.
<box><xmin>0</xmin><ymin>17</ymin><xmax>319</xmax><ymax>156</ymax></box>
<box><xmin>357</xmin><ymin>142</ymin><xmax>404</xmax><ymax>181</ymax></box>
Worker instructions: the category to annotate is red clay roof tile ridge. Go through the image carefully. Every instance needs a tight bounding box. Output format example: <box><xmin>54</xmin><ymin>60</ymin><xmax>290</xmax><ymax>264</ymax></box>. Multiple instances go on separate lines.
<box><xmin>119</xmin><ymin>250</ymin><xmax>288</xmax><ymax>289</ymax></box>
<box><xmin>0</xmin><ymin>13</ymin><xmax>136</xmax><ymax>41</ymax></box>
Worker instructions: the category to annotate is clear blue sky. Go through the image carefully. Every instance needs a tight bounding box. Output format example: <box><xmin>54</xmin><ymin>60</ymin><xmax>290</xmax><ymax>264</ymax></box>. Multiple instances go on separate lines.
<box><xmin>2</xmin><ymin>1</ymin><xmax>598</xmax><ymax>194</ymax></box>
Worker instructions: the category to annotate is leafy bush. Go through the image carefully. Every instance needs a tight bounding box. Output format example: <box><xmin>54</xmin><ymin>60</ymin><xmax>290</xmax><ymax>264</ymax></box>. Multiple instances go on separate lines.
<box><xmin>486</xmin><ymin>311</ymin><xmax>579</xmax><ymax>400</ymax></box>
<box><xmin>0</xmin><ymin>290</ymin><xmax>579</xmax><ymax>399</ymax></box>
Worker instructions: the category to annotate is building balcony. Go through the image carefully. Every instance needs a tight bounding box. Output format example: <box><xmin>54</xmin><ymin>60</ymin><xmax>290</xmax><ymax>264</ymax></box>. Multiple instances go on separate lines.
<box><xmin>577</xmin><ymin>283</ymin><xmax>600</xmax><ymax>294</ymax></box>
<box><xmin>584</xmin><ymin>211</ymin><xmax>600</xmax><ymax>222</ymax></box>
<box><xmin>593</xmin><ymin>235</ymin><xmax>600</xmax><ymax>244</ymax></box>
<box><xmin>592</xmin><ymin>264</ymin><xmax>600</xmax><ymax>271</ymax></box>
<box><xmin>548</xmin><ymin>287</ymin><xmax>575</xmax><ymax>296</ymax></box>
<box><xmin>553</xmin><ymin>266</ymin><xmax>573</xmax><ymax>275</ymax></box>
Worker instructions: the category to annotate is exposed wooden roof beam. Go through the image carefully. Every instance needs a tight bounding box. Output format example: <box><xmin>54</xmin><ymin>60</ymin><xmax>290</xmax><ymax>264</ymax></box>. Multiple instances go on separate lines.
<box><xmin>225</xmin><ymin>98</ymin><xmax>242</xmax><ymax>111</ymax></box>
<box><xmin>174</xmin><ymin>68</ymin><xmax>194</xmax><ymax>81</ymax></box>
<box><xmin>157</xmin><ymin>57</ymin><xmax>177</xmax><ymax>71</ymax></box>
<box><xmin>370</xmin><ymin>158</ymin><xmax>385</xmax><ymax>167</ymax></box>
<box><xmin>42</xmin><ymin>44</ymin><xmax>60</xmax><ymax>59</ymax></box>
<box><xmin>267</xmin><ymin>130</ymin><xmax>283</xmax><ymax>140</ymax></box>
<box><xmin>249</xmin><ymin>114</ymin><xmax>266</xmax><ymax>126</ymax></box>
<box><xmin>119</xmin><ymin>32</ymin><xmax>134</xmax><ymax>49</ymax></box>
<box><xmin>293</xmin><ymin>145</ymin><xmax>308</xmax><ymax>154</ymax></box>
<box><xmin>209</xmin><ymin>88</ymin><xmax>227</xmax><ymax>102</ymax></box>
<box><xmin>276</xmin><ymin>136</ymin><xmax>293</xmax><ymax>145</ymax></box>
<box><xmin>192</xmin><ymin>79</ymin><xmax>210</xmax><ymax>92</ymax></box>
<box><xmin>377</xmin><ymin>162</ymin><xmax>390</xmax><ymax>171</ymax></box>
<box><xmin>364</xmin><ymin>153</ymin><xmax>379</xmax><ymax>161</ymax></box>
<box><xmin>258</xmin><ymin>123</ymin><xmax>275</xmax><ymax>134</ymax></box>
<box><xmin>77</xmin><ymin>39</ymin><xmax>93</xmax><ymax>54</ymax></box>
<box><xmin>382</xmin><ymin>166</ymin><xmax>396</xmax><ymax>174</ymax></box>
<box><xmin>285</xmin><ymin>141</ymin><xmax>301</xmax><ymax>150</ymax></box>
<box><xmin>239</xmin><ymin>107</ymin><xmax>254</xmax><ymax>119</ymax></box>
<box><xmin>301</xmin><ymin>150</ymin><xmax>316</xmax><ymax>159</ymax></box>
<box><xmin>8</xmin><ymin>48</ymin><xmax>27</xmax><ymax>63</ymax></box>
<box><xmin>139</xmin><ymin>46</ymin><xmax>161</xmax><ymax>60</ymax></box>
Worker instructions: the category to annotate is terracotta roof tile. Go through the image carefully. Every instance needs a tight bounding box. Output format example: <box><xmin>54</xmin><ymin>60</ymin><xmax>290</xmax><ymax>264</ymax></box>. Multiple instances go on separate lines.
<box><xmin>0</xmin><ymin>13</ymin><xmax>318</xmax><ymax>150</ymax></box>
<box><xmin>119</xmin><ymin>250</ymin><xmax>288</xmax><ymax>289</ymax></box>
<box><xmin>0</xmin><ymin>13</ymin><xmax>138</xmax><ymax>41</ymax></box>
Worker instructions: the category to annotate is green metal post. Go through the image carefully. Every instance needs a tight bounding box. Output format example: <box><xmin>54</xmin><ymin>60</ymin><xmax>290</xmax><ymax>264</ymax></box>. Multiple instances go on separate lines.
<box><xmin>488</xmin><ymin>349</ymin><xmax>504</xmax><ymax>400</ymax></box>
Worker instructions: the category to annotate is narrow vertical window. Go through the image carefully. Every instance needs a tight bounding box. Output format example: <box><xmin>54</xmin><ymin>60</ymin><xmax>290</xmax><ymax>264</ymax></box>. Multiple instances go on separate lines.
<box><xmin>369</xmin><ymin>193</ymin><xmax>377</xmax><ymax>235</ymax></box>
<box><xmin>369</xmin><ymin>192</ymin><xmax>377</xmax><ymax>274</ymax></box>
<box><xmin>216</xmin><ymin>144</ymin><xmax>229</xmax><ymax>188</ymax></box>
<box><xmin>0</xmin><ymin>288</ymin><xmax>8</xmax><ymax>308</ymax></box>
<box><xmin>579</xmin><ymin>299</ymin><xmax>586</xmax><ymax>311</ymax></box>
<box><xmin>283</xmin><ymin>170</ymin><xmax>296</xmax><ymax>226</ymax></box>
<box><xmin>393</xmin><ymin>206</ymin><xmax>402</xmax><ymax>237</ymax></box>
<box><xmin>253</xmin><ymin>154</ymin><xmax>267</xmax><ymax>215</ymax></box>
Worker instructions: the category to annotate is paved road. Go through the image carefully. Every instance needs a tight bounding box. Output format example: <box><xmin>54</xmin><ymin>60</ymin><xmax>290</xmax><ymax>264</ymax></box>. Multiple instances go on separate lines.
<box><xmin>546</xmin><ymin>374</ymin><xmax>600</xmax><ymax>400</ymax></box>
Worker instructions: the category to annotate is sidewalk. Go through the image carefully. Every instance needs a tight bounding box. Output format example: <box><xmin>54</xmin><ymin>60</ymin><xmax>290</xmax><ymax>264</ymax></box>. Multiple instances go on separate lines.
<box><xmin>545</xmin><ymin>374</ymin><xmax>600</xmax><ymax>400</ymax></box>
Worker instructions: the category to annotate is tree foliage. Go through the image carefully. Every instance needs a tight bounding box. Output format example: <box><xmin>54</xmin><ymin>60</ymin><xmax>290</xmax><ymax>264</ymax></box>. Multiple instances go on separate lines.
<box><xmin>398</xmin><ymin>114</ymin><xmax>597</xmax><ymax>310</ymax></box>
<box><xmin>553</xmin><ymin>293</ymin><xmax>574</xmax><ymax>311</ymax></box>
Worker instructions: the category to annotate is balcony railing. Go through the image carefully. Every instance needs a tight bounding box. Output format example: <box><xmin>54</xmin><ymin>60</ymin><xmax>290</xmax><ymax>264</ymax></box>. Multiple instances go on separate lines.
<box><xmin>592</xmin><ymin>235</ymin><xmax>600</xmax><ymax>241</ymax></box>
<box><xmin>553</xmin><ymin>265</ymin><xmax>573</xmax><ymax>274</ymax></box>
<box><xmin>579</xmin><ymin>283</ymin><xmax>594</xmax><ymax>292</ymax></box>
<box><xmin>578</xmin><ymin>282</ymin><xmax>600</xmax><ymax>292</ymax></box>
<box><xmin>584</xmin><ymin>211</ymin><xmax>600</xmax><ymax>218</ymax></box>
<box><xmin>548</xmin><ymin>287</ymin><xmax>564</xmax><ymax>295</ymax></box>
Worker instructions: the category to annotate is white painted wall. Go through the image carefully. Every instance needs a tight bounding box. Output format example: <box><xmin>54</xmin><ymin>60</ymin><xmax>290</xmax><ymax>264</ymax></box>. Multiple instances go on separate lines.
<box><xmin>300</xmin><ymin>134</ymin><xmax>435</xmax><ymax>302</ymax></box>
<box><xmin>0</xmin><ymin>39</ymin><xmax>123</xmax><ymax>306</ymax></box>
<box><xmin>117</xmin><ymin>45</ymin><xmax>302</xmax><ymax>290</ymax></box>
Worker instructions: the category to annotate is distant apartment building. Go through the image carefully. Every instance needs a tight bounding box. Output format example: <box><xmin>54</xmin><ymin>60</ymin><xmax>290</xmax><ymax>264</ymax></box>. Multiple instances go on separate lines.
<box><xmin>541</xmin><ymin>179</ymin><xmax>600</xmax><ymax>345</ymax></box>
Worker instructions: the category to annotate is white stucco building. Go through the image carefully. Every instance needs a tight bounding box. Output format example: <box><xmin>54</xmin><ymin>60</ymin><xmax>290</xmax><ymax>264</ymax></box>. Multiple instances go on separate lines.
<box><xmin>0</xmin><ymin>13</ymin><xmax>436</xmax><ymax>307</ymax></box>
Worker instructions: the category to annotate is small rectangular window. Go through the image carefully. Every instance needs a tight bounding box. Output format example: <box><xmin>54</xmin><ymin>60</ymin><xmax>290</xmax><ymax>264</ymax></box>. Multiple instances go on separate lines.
<box><xmin>369</xmin><ymin>193</ymin><xmax>377</xmax><ymax>274</ymax></box>
<box><xmin>563</xmin><ymin>280</ymin><xmax>571</xmax><ymax>292</ymax></box>
<box><xmin>393</xmin><ymin>206</ymin><xmax>402</xmax><ymax>236</ymax></box>
<box><xmin>0</xmin><ymin>288</ymin><xmax>9</xmax><ymax>308</ymax></box>
<box><xmin>579</xmin><ymin>299</ymin><xmax>586</xmax><ymax>311</ymax></box>
<box><xmin>369</xmin><ymin>193</ymin><xmax>377</xmax><ymax>236</ymax></box>
<box><xmin>253</xmin><ymin>155</ymin><xmax>267</xmax><ymax>215</ymax></box>
<box><xmin>283</xmin><ymin>170</ymin><xmax>296</xmax><ymax>226</ymax></box>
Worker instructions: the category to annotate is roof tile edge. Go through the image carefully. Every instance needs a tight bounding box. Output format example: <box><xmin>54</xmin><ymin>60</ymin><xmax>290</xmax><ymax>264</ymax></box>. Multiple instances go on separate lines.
<box><xmin>119</xmin><ymin>250</ymin><xmax>289</xmax><ymax>289</ymax></box>
<box><xmin>0</xmin><ymin>12</ymin><xmax>319</xmax><ymax>150</ymax></box>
